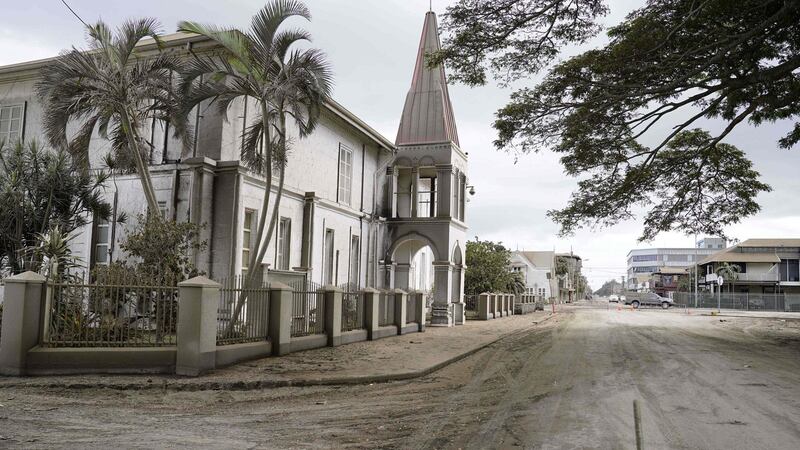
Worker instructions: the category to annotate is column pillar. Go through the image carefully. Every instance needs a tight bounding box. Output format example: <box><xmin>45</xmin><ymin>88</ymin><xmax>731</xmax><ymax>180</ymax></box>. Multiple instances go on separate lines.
<box><xmin>363</xmin><ymin>288</ymin><xmax>381</xmax><ymax>340</ymax></box>
<box><xmin>410</xmin><ymin>291</ymin><xmax>426</xmax><ymax>332</ymax></box>
<box><xmin>393</xmin><ymin>289</ymin><xmax>408</xmax><ymax>334</ymax></box>
<box><xmin>269</xmin><ymin>282</ymin><xmax>293</xmax><ymax>355</ymax></box>
<box><xmin>430</xmin><ymin>261</ymin><xmax>454</xmax><ymax>326</ymax></box>
<box><xmin>299</xmin><ymin>192</ymin><xmax>316</xmax><ymax>271</ymax></box>
<box><xmin>0</xmin><ymin>272</ymin><xmax>46</xmax><ymax>376</ymax></box>
<box><xmin>323</xmin><ymin>286</ymin><xmax>343</xmax><ymax>346</ymax></box>
<box><xmin>435</xmin><ymin>164</ymin><xmax>453</xmax><ymax>219</ymax></box>
<box><xmin>388</xmin><ymin>166</ymin><xmax>398</xmax><ymax>218</ymax></box>
<box><xmin>478</xmin><ymin>293</ymin><xmax>491</xmax><ymax>320</ymax></box>
<box><xmin>394</xmin><ymin>263</ymin><xmax>411</xmax><ymax>291</ymax></box>
<box><xmin>410</xmin><ymin>166</ymin><xmax>419</xmax><ymax>218</ymax></box>
<box><xmin>176</xmin><ymin>276</ymin><xmax>220</xmax><ymax>376</ymax></box>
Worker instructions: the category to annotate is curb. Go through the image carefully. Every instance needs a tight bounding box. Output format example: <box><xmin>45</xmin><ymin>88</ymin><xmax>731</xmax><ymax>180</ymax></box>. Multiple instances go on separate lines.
<box><xmin>0</xmin><ymin>314</ymin><xmax>557</xmax><ymax>392</ymax></box>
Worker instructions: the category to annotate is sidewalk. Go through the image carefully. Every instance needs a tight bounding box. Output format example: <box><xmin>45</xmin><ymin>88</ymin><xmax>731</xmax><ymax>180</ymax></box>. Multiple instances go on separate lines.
<box><xmin>0</xmin><ymin>312</ymin><xmax>557</xmax><ymax>391</ymax></box>
<box><xmin>687</xmin><ymin>308</ymin><xmax>800</xmax><ymax>321</ymax></box>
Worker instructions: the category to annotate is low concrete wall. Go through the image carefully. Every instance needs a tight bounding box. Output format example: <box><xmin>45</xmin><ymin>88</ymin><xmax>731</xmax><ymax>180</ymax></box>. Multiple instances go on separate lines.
<box><xmin>371</xmin><ymin>325</ymin><xmax>398</xmax><ymax>340</ymax></box>
<box><xmin>340</xmin><ymin>329</ymin><xmax>368</xmax><ymax>345</ymax></box>
<box><xmin>399</xmin><ymin>323</ymin><xmax>419</xmax><ymax>335</ymax></box>
<box><xmin>25</xmin><ymin>346</ymin><xmax>176</xmax><ymax>375</ymax></box>
<box><xmin>215</xmin><ymin>341</ymin><xmax>272</xmax><ymax>368</ymax></box>
<box><xmin>515</xmin><ymin>303</ymin><xmax>541</xmax><ymax>315</ymax></box>
<box><xmin>290</xmin><ymin>334</ymin><xmax>328</xmax><ymax>353</ymax></box>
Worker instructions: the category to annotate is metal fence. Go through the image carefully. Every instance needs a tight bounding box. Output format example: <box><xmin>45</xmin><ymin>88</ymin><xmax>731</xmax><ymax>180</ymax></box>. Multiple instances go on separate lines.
<box><xmin>464</xmin><ymin>294</ymin><xmax>479</xmax><ymax>320</ymax></box>
<box><xmin>42</xmin><ymin>272</ymin><xmax>179</xmax><ymax>347</ymax></box>
<box><xmin>406</xmin><ymin>295</ymin><xmax>416</xmax><ymax>323</ymax></box>
<box><xmin>379</xmin><ymin>291</ymin><xmax>395</xmax><ymax>326</ymax></box>
<box><xmin>341</xmin><ymin>290</ymin><xmax>365</xmax><ymax>332</ymax></box>
<box><xmin>290</xmin><ymin>281</ymin><xmax>325</xmax><ymax>337</ymax></box>
<box><xmin>673</xmin><ymin>292</ymin><xmax>800</xmax><ymax>312</ymax></box>
<box><xmin>216</xmin><ymin>275</ymin><xmax>270</xmax><ymax>346</ymax></box>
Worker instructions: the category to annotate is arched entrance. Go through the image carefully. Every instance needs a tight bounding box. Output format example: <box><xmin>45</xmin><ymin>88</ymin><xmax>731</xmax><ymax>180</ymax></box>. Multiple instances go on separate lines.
<box><xmin>387</xmin><ymin>232</ymin><xmax>440</xmax><ymax>292</ymax></box>
<box><xmin>384</xmin><ymin>233</ymin><xmax>465</xmax><ymax>326</ymax></box>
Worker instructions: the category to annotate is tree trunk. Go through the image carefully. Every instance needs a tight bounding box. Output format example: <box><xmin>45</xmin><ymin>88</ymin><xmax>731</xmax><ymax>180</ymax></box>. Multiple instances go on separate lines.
<box><xmin>120</xmin><ymin>110</ymin><xmax>161</xmax><ymax>215</ymax></box>
<box><xmin>224</xmin><ymin>101</ymin><xmax>276</xmax><ymax>336</ymax></box>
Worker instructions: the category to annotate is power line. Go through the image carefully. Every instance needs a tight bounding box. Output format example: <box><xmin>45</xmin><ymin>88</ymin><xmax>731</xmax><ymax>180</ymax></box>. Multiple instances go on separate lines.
<box><xmin>61</xmin><ymin>0</ymin><xmax>88</xmax><ymax>28</ymax></box>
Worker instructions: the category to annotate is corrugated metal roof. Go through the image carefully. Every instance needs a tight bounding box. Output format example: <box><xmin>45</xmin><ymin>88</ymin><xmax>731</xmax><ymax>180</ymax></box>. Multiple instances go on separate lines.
<box><xmin>395</xmin><ymin>12</ymin><xmax>460</xmax><ymax>147</ymax></box>
<box><xmin>738</xmin><ymin>238</ymin><xmax>800</xmax><ymax>247</ymax></box>
<box><xmin>698</xmin><ymin>249</ymin><xmax>781</xmax><ymax>265</ymax></box>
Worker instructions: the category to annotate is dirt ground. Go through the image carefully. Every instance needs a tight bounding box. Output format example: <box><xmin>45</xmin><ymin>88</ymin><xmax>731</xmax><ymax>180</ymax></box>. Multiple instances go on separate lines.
<box><xmin>1</xmin><ymin>303</ymin><xmax>800</xmax><ymax>449</ymax></box>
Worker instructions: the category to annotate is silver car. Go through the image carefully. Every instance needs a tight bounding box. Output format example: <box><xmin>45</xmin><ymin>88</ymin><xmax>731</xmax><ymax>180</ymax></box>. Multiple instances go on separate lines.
<box><xmin>629</xmin><ymin>293</ymin><xmax>673</xmax><ymax>309</ymax></box>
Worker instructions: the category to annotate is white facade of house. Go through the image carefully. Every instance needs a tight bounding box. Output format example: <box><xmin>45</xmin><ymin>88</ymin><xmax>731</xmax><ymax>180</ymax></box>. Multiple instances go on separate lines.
<box><xmin>509</xmin><ymin>251</ymin><xmax>558</xmax><ymax>300</ymax></box>
<box><xmin>0</xmin><ymin>11</ymin><xmax>469</xmax><ymax>324</ymax></box>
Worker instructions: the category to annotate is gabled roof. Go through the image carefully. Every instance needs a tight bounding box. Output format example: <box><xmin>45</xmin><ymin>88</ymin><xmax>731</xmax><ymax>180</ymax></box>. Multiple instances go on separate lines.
<box><xmin>0</xmin><ymin>32</ymin><xmax>395</xmax><ymax>152</ymax></box>
<box><xmin>512</xmin><ymin>251</ymin><xmax>555</xmax><ymax>269</ymax></box>
<box><xmin>395</xmin><ymin>12</ymin><xmax>460</xmax><ymax>147</ymax></box>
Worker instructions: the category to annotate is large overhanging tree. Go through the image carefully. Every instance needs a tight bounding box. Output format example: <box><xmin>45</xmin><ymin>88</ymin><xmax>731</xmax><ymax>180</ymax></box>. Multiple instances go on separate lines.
<box><xmin>36</xmin><ymin>18</ymin><xmax>190</xmax><ymax>216</ymax></box>
<box><xmin>432</xmin><ymin>0</ymin><xmax>798</xmax><ymax>240</ymax></box>
<box><xmin>179</xmin><ymin>0</ymin><xmax>332</xmax><ymax>334</ymax></box>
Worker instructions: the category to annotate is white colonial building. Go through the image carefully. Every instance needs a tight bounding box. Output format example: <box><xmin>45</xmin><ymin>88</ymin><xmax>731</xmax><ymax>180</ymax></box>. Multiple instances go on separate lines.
<box><xmin>0</xmin><ymin>11</ymin><xmax>469</xmax><ymax>325</ymax></box>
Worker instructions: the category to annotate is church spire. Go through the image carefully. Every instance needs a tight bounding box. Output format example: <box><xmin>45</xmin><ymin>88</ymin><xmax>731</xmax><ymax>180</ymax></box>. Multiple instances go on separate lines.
<box><xmin>396</xmin><ymin>11</ymin><xmax>460</xmax><ymax>147</ymax></box>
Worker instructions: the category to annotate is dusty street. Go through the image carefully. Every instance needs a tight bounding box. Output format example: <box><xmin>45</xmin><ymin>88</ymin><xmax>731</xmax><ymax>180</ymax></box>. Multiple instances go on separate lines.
<box><xmin>1</xmin><ymin>303</ymin><xmax>800</xmax><ymax>449</ymax></box>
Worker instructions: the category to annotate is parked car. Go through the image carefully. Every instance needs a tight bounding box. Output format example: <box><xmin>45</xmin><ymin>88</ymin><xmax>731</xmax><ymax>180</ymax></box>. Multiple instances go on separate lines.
<box><xmin>624</xmin><ymin>292</ymin><xmax>673</xmax><ymax>309</ymax></box>
<box><xmin>608</xmin><ymin>295</ymin><xmax>619</xmax><ymax>303</ymax></box>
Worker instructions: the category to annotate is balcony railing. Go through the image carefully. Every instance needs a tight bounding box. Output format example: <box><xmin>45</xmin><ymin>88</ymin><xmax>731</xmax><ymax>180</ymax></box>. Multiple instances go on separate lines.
<box><xmin>735</xmin><ymin>272</ymin><xmax>780</xmax><ymax>282</ymax></box>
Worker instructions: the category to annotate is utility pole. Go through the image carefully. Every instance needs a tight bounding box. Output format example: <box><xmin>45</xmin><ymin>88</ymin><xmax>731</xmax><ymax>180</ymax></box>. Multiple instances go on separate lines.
<box><xmin>694</xmin><ymin>234</ymin><xmax>699</xmax><ymax>308</ymax></box>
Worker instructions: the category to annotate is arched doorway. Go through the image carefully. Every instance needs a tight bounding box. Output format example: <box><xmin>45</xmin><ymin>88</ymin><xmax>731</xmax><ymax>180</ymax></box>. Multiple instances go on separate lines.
<box><xmin>387</xmin><ymin>232</ymin><xmax>440</xmax><ymax>293</ymax></box>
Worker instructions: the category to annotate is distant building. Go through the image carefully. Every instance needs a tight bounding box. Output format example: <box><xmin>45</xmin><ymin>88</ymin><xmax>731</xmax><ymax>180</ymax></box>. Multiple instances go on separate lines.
<box><xmin>509</xmin><ymin>251</ymin><xmax>558</xmax><ymax>300</ymax></box>
<box><xmin>556</xmin><ymin>253</ymin><xmax>583</xmax><ymax>302</ymax></box>
<box><xmin>626</xmin><ymin>237</ymin><xmax>725</xmax><ymax>290</ymax></box>
<box><xmin>697</xmin><ymin>238</ymin><xmax>800</xmax><ymax>295</ymax></box>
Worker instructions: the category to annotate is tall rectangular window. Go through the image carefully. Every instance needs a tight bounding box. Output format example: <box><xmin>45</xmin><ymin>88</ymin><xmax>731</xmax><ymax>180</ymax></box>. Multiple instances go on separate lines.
<box><xmin>276</xmin><ymin>217</ymin><xmax>291</xmax><ymax>271</ymax></box>
<box><xmin>0</xmin><ymin>104</ymin><xmax>24</xmax><ymax>143</ymax></box>
<box><xmin>338</xmin><ymin>144</ymin><xmax>353</xmax><ymax>205</ymax></box>
<box><xmin>242</xmin><ymin>209</ymin><xmax>254</xmax><ymax>275</ymax></box>
<box><xmin>324</xmin><ymin>228</ymin><xmax>335</xmax><ymax>285</ymax></box>
<box><xmin>93</xmin><ymin>217</ymin><xmax>110</xmax><ymax>267</ymax></box>
<box><xmin>349</xmin><ymin>236</ymin><xmax>360</xmax><ymax>287</ymax></box>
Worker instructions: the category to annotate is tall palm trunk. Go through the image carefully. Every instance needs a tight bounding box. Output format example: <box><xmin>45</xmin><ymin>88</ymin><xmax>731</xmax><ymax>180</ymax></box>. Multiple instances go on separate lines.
<box><xmin>120</xmin><ymin>110</ymin><xmax>161</xmax><ymax>215</ymax></box>
<box><xmin>224</xmin><ymin>101</ymin><xmax>277</xmax><ymax>336</ymax></box>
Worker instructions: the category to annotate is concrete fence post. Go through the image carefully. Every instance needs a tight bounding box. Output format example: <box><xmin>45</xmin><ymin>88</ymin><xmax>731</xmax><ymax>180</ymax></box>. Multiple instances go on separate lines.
<box><xmin>362</xmin><ymin>288</ymin><xmax>381</xmax><ymax>340</ymax></box>
<box><xmin>0</xmin><ymin>272</ymin><xmax>46</xmax><ymax>376</ymax></box>
<box><xmin>511</xmin><ymin>294</ymin><xmax>516</xmax><ymax>315</ymax></box>
<box><xmin>500</xmin><ymin>294</ymin><xmax>506</xmax><ymax>317</ymax></box>
<box><xmin>176</xmin><ymin>276</ymin><xmax>220</xmax><ymax>376</ymax></box>
<box><xmin>269</xmin><ymin>282</ymin><xmax>293</xmax><ymax>355</ymax></box>
<box><xmin>413</xmin><ymin>292</ymin><xmax>426</xmax><ymax>332</ymax></box>
<box><xmin>478</xmin><ymin>293</ymin><xmax>492</xmax><ymax>320</ymax></box>
<box><xmin>322</xmin><ymin>286</ymin><xmax>343</xmax><ymax>347</ymax></box>
<box><xmin>394</xmin><ymin>288</ymin><xmax>408</xmax><ymax>334</ymax></box>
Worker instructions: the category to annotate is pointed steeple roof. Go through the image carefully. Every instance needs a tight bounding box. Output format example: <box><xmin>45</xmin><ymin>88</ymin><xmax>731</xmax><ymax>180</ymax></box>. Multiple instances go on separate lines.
<box><xmin>396</xmin><ymin>11</ymin><xmax>460</xmax><ymax>147</ymax></box>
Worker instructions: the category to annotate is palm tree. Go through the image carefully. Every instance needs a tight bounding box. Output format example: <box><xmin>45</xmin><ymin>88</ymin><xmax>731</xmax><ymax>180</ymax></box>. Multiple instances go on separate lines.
<box><xmin>716</xmin><ymin>262</ymin><xmax>741</xmax><ymax>293</ymax></box>
<box><xmin>178</xmin><ymin>0</ymin><xmax>332</xmax><ymax>333</ymax></box>
<box><xmin>36</xmin><ymin>19</ymin><xmax>189</xmax><ymax>215</ymax></box>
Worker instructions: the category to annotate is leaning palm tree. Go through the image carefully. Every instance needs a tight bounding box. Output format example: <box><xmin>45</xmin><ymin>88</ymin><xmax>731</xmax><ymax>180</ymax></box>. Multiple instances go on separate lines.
<box><xmin>179</xmin><ymin>0</ymin><xmax>332</xmax><ymax>333</ymax></box>
<box><xmin>36</xmin><ymin>19</ymin><xmax>190</xmax><ymax>215</ymax></box>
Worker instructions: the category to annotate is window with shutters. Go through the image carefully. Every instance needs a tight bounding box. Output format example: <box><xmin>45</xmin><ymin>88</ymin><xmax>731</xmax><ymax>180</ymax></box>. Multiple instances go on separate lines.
<box><xmin>242</xmin><ymin>209</ymin><xmax>255</xmax><ymax>275</ymax></box>
<box><xmin>0</xmin><ymin>104</ymin><xmax>24</xmax><ymax>143</ymax></box>
<box><xmin>92</xmin><ymin>218</ymin><xmax>110</xmax><ymax>267</ymax></box>
<box><xmin>338</xmin><ymin>144</ymin><xmax>353</xmax><ymax>205</ymax></box>
<box><xmin>276</xmin><ymin>217</ymin><xmax>291</xmax><ymax>270</ymax></box>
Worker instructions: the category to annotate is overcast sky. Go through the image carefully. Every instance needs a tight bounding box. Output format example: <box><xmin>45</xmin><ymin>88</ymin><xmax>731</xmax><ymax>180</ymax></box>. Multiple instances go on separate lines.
<box><xmin>2</xmin><ymin>0</ymin><xmax>798</xmax><ymax>288</ymax></box>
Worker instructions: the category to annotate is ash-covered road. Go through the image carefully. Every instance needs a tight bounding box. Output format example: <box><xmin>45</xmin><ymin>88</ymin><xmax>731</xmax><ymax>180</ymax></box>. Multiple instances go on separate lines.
<box><xmin>2</xmin><ymin>304</ymin><xmax>800</xmax><ymax>449</ymax></box>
